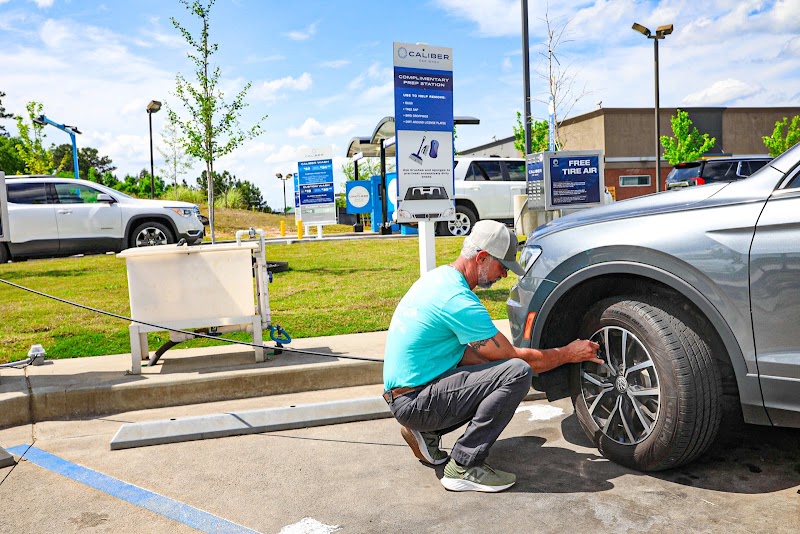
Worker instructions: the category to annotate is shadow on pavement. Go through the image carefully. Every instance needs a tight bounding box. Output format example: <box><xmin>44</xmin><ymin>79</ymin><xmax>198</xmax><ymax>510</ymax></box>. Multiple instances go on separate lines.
<box><xmin>558</xmin><ymin>411</ymin><xmax>800</xmax><ymax>494</ymax></box>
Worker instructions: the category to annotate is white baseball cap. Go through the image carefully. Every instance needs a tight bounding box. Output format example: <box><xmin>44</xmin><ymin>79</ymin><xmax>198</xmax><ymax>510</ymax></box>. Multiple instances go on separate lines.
<box><xmin>465</xmin><ymin>220</ymin><xmax>525</xmax><ymax>275</ymax></box>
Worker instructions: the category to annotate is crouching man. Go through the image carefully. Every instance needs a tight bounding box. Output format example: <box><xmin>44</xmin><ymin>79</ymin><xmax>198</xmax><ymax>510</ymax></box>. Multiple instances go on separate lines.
<box><xmin>383</xmin><ymin>220</ymin><xmax>602</xmax><ymax>492</ymax></box>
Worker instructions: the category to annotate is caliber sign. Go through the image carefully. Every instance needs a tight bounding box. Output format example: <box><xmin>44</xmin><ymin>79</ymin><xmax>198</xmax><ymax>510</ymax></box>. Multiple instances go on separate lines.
<box><xmin>393</xmin><ymin>41</ymin><xmax>455</xmax><ymax>223</ymax></box>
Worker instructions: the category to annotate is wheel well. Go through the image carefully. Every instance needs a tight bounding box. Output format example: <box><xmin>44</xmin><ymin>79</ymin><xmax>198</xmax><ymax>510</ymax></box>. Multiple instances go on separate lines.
<box><xmin>540</xmin><ymin>274</ymin><xmax>738</xmax><ymax>396</ymax></box>
<box><xmin>455</xmin><ymin>199</ymin><xmax>479</xmax><ymax>219</ymax></box>
<box><xmin>125</xmin><ymin>216</ymin><xmax>178</xmax><ymax>242</ymax></box>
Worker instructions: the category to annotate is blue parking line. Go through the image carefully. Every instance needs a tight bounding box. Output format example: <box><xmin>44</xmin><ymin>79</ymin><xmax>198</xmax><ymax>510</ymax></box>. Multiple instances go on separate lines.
<box><xmin>7</xmin><ymin>445</ymin><xmax>259</xmax><ymax>534</ymax></box>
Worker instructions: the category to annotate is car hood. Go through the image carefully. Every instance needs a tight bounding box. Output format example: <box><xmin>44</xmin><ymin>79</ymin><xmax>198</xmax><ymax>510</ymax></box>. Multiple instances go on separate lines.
<box><xmin>530</xmin><ymin>182</ymin><xmax>729</xmax><ymax>240</ymax></box>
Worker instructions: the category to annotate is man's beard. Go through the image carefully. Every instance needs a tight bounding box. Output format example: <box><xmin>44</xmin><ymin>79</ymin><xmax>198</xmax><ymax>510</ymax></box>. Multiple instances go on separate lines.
<box><xmin>477</xmin><ymin>260</ymin><xmax>496</xmax><ymax>289</ymax></box>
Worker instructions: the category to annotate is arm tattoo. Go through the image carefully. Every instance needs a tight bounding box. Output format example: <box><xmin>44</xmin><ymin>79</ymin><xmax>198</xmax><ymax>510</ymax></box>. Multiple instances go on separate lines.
<box><xmin>469</xmin><ymin>337</ymin><xmax>500</xmax><ymax>352</ymax></box>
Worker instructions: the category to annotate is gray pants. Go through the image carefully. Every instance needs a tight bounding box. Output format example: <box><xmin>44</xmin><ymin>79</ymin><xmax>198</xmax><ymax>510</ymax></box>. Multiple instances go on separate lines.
<box><xmin>388</xmin><ymin>359</ymin><xmax>532</xmax><ymax>467</ymax></box>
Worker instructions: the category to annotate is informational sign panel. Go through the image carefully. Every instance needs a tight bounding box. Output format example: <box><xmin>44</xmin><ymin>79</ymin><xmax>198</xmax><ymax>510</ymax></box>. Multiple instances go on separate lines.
<box><xmin>346</xmin><ymin>181</ymin><xmax>372</xmax><ymax>214</ymax></box>
<box><xmin>0</xmin><ymin>171</ymin><xmax>9</xmax><ymax>243</ymax></box>
<box><xmin>296</xmin><ymin>146</ymin><xmax>336</xmax><ymax>226</ymax></box>
<box><xmin>543</xmin><ymin>150</ymin><xmax>604</xmax><ymax>210</ymax></box>
<box><xmin>392</xmin><ymin>42</ymin><xmax>455</xmax><ymax>223</ymax></box>
<box><xmin>526</xmin><ymin>153</ymin><xmax>545</xmax><ymax>209</ymax></box>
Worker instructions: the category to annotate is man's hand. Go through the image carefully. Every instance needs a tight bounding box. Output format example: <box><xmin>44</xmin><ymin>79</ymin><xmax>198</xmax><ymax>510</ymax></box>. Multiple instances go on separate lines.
<box><xmin>562</xmin><ymin>339</ymin><xmax>603</xmax><ymax>365</ymax></box>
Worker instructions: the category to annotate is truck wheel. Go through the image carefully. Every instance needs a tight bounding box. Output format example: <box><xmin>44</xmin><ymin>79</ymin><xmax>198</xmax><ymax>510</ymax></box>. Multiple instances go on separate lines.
<box><xmin>0</xmin><ymin>243</ymin><xmax>9</xmax><ymax>263</ymax></box>
<box><xmin>130</xmin><ymin>221</ymin><xmax>175</xmax><ymax>248</ymax></box>
<box><xmin>571</xmin><ymin>297</ymin><xmax>722</xmax><ymax>471</ymax></box>
<box><xmin>439</xmin><ymin>205</ymin><xmax>476</xmax><ymax>236</ymax></box>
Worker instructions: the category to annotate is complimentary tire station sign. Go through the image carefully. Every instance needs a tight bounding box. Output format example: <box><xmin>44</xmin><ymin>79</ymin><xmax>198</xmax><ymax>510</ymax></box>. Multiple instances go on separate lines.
<box><xmin>296</xmin><ymin>146</ymin><xmax>336</xmax><ymax>235</ymax></box>
<box><xmin>526</xmin><ymin>150</ymin><xmax>605</xmax><ymax>211</ymax></box>
<box><xmin>393</xmin><ymin>42</ymin><xmax>454</xmax><ymax>224</ymax></box>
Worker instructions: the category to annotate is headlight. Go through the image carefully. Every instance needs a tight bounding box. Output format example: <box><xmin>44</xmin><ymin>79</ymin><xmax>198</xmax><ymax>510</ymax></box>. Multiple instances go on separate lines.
<box><xmin>519</xmin><ymin>245</ymin><xmax>542</xmax><ymax>273</ymax></box>
<box><xmin>168</xmin><ymin>207</ymin><xmax>195</xmax><ymax>217</ymax></box>
<box><xmin>442</xmin><ymin>207</ymin><xmax>455</xmax><ymax>217</ymax></box>
<box><xmin>397</xmin><ymin>209</ymin><xmax>411</xmax><ymax>219</ymax></box>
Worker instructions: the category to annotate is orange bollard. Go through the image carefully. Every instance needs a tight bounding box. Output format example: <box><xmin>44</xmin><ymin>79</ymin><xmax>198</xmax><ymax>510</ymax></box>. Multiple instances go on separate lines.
<box><xmin>297</xmin><ymin>220</ymin><xmax>304</xmax><ymax>239</ymax></box>
<box><xmin>280</xmin><ymin>220</ymin><xmax>286</xmax><ymax>236</ymax></box>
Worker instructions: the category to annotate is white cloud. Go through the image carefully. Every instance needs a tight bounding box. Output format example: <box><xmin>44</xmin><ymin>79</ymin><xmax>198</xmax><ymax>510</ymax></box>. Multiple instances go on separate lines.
<box><xmin>252</xmin><ymin>72</ymin><xmax>313</xmax><ymax>101</ymax></box>
<box><xmin>681</xmin><ymin>79</ymin><xmax>764</xmax><ymax>106</ymax></box>
<box><xmin>286</xmin><ymin>21</ymin><xmax>318</xmax><ymax>41</ymax></box>
<box><xmin>502</xmin><ymin>56</ymin><xmax>512</xmax><ymax>72</ymax></box>
<box><xmin>434</xmin><ymin>0</ymin><xmax>518</xmax><ymax>37</ymax></box>
<box><xmin>287</xmin><ymin>118</ymin><xmax>356</xmax><ymax>139</ymax></box>
<box><xmin>33</xmin><ymin>0</ymin><xmax>54</xmax><ymax>7</ymax></box>
<box><xmin>320</xmin><ymin>59</ymin><xmax>350</xmax><ymax>68</ymax></box>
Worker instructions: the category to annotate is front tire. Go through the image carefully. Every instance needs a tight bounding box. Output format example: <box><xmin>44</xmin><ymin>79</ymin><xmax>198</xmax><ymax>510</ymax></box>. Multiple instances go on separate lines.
<box><xmin>0</xmin><ymin>243</ymin><xmax>9</xmax><ymax>263</ymax></box>
<box><xmin>439</xmin><ymin>205</ymin><xmax>476</xmax><ymax>236</ymax></box>
<box><xmin>571</xmin><ymin>297</ymin><xmax>722</xmax><ymax>471</ymax></box>
<box><xmin>130</xmin><ymin>221</ymin><xmax>175</xmax><ymax>248</ymax></box>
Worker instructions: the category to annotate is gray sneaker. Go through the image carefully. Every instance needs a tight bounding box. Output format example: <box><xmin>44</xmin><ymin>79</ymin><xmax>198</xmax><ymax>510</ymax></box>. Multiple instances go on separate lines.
<box><xmin>400</xmin><ymin>426</ymin><xmax>449</xmax><ymax>466</ymax></box>
<box><xmin>440</xmin><ymin>459</ymin><xmax>516</xmax><ymax>492</ymax></box>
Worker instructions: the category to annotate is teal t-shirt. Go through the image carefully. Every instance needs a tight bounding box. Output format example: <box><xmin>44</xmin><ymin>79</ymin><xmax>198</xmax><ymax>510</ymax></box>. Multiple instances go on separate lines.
<box><xmin>383</xmin><ymin>265</ymin><xmax>499</xmax><ymax>389</ymax></box>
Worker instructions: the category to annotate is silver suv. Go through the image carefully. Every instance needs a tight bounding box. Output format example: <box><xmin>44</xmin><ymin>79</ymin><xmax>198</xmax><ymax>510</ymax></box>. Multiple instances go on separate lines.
<box><xmin>508</xmin><ymin>142</ymin><xmax>800</xmax><ymax>471</ymax></box>
<box><xmin>440</xmin><ymin>156</ymin><xmax>527</xmax><ymax>236</ymax></box>
<box><xmin>0</xmin><ymin>175</ymin><xmax>204</xmax><ymax>262</ymax></box>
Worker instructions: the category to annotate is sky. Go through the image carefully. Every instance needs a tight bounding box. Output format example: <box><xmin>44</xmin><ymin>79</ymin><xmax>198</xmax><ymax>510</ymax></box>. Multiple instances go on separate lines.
<box><xmin>1</xmin><ymin>0</ymin><xmax>798</xmax><ymax>210</ymax></box>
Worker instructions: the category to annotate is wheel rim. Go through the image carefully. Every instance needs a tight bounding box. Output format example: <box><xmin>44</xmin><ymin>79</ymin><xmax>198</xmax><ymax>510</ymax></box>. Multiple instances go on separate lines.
<box><xmin>580</xmin><ymin>326</ymin><xmax>661</xmax><ymax>445</ymax></box>
<box><xmin>135</xmin><ymin>227</ymin><xmax>168</xmax><ymax>247</ymax></box>
<box><xmin>447</xmin><ymin>212</ymin><xmax>472</xmax><ymax>236</ymax></box>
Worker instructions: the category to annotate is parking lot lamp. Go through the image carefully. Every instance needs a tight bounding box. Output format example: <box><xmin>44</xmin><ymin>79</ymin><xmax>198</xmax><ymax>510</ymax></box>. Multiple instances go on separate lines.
<box><xmin>632</xmin><ymin>22</ymin><xmax>673</xmax><ymax>192</ymax></box>
<box><xmin>146</xmin><ymin>100</ymin><xmax>162</xmax><ymax>199</ymax></box>
<box><xmin>275</xmin><ymin>172</ymin><xmax>292</xmax><ymax>216</ymax></box>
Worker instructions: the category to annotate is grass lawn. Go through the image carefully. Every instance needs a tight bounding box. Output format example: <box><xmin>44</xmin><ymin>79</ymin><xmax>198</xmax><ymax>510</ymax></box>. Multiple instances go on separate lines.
<box><xmin>0</xmin><ymin>233</ymin><xmax>516</xmax><ymax>363</ymax></box>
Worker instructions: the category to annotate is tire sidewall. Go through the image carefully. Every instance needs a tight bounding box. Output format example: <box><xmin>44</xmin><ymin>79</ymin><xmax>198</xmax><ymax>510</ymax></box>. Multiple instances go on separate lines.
<box><xmin>571</xmin><ymin>299</ymin><xmax>681</xmax><ymax>471</ymax></box>
<box><xmin>130</xmin><ymin>221</ymin><xmax>174</xmax><ymax>248</ymax></box>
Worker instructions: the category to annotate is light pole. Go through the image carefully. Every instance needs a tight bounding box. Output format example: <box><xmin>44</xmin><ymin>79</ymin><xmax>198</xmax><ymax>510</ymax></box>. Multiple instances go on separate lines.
<box><xmin>32</xmin><ymin>115</ymin><xmax>81</xmax><ymax>179</ymax></box>
<box><xmin>632</xmin><ymin>22</ymin><xmax>673</xmax><ymax>193</ymax></box>
<box><xmin>146</xmin><ymin>100</ymin><xmax>161</xmax><ymax>199</ymax></box>
<box><xmin>275</xmin><ymin>172</ymin><xmax>292</xmax><ymax>216</ymax></box>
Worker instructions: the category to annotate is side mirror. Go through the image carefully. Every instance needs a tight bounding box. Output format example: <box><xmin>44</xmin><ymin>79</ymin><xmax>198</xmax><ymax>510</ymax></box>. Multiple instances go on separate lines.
<box><xmin>97</xmin><ymin>193</ymin><xmax>116</xmax><ymax>203</ymax></box>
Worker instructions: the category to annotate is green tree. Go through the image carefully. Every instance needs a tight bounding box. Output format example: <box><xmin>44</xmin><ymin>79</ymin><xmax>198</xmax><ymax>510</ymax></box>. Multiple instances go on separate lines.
<box><xmin>0</xmin><ymin>90</ymin><xmax>15</xmax><ymax>137</ymax></box>
<box><xmin>660</xmin><ymin>109</ymin><xmax>716</xmax><ymax>165</ymax></box>
<box><xmin>158</xmin><ymin>103</ymin><xmax>194</xmax><ymax>200</ymax></box>
<box><xmin>51</xmin><ymin>144</ymin><xmax>116</xmax><ymax>179</ymax></box>
<box><xmin>169</xmin><ymin>0</ymin><xmax>266</xmax><ymax>243</ymax></box>
<box><xmin>14</xmin><ymin>101</ymin><xmax>51</xmax><ymax>174</ymax></box>
<box><xmin>0</xmin><ymin>136</ymin><xmax>25</xmax><ymax>174</ymax></box>
<box><xmin>762</xmin><ymin>115</ymin><xmax>800</xmax><ymax>157</ymax></box>
<box><xmin>513</xmin><ymin>112</ymin><xmax>551</xmax><ymax>154</ymax></box>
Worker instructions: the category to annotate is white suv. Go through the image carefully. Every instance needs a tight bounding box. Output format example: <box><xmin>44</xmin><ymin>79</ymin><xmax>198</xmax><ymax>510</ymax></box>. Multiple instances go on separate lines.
<box><xmin>440</xmin><ymin>156</ymin><xmax>527</xmax><ymax>236</ymax></box>
<box><xmin>0</xmin><ymin>175</ymin><xmax>204</xmax><ymax>263</ymax></box>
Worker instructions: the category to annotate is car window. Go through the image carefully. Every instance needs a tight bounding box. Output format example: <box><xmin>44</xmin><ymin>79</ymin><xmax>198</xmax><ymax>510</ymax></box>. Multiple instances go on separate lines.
<box><xmin>7</xmin><ymin>182</ymin><xmax>48</xmax><ymax>204</ymax></box>
<box><xmin>504</xmin><ymin>161</ymin><xmax>526</xmax><ymax>181</ymax></box>
<box><xmin>54</xmin><ymin>183</ymin><xmax>102</xmax><ymax>204</ymax></box>
<box><xmin>475</xmin><ymin>161</ymin><xmax>503</xmax><ymax>181</ymax></box>
<box><xmin>748</xmin><ymin>160</ymin><xmax>769</xmax><ymax>174</ymax></box>
<box><xmin>465</xmin><ymin>162</ymin><xmax>484</xmax><ymax>181</ymax></box>
<box><xmin>703</xmin><ymin>161</ymin><xmax>736</xmax><ymax>181</ymax></box>
<box><xmin>666</xmin><ymin>164</ymin><xmax>701</xmax><ymax>182</ymax></box>
<box><xmin>786</xmin><ymin>172</ymin><xmax>800</xmax><ymax>189</ymax></box>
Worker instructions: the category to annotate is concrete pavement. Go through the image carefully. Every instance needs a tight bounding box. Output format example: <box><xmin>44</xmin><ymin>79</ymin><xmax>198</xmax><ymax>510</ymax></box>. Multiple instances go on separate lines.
<box><xmin>0</xmin><ymin>320</ymin><xmax>515</xmax><ymax>429</ymax></box>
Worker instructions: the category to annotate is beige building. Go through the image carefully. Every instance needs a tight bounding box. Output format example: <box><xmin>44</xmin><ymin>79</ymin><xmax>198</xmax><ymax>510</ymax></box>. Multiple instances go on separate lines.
<box><xmin>461</xmin><ymin>107</ymin><xmax>800</xmax><ymax>200</ymax></box>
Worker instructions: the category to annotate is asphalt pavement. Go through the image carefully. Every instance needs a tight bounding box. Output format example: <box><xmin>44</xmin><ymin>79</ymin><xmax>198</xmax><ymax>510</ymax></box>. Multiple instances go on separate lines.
<box><xmin>1</xmin><ymin>320</ymin><xmax>799</xmax><ymax>533</ymax></box>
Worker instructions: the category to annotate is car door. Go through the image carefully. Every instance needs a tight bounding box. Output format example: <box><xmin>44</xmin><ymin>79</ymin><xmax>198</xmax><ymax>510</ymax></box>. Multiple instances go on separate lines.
<box><xmin>6</xmin><ymin>181</ymin><xmax>59</xmax><ymax>256</ymax></box>
<box><xmin>53</xmin><ymin>182</ymin><xmax>122</xmax><ymax>254</ymax></box>
<box><xmin>749</xmin><ymin>169</ymin><xmax>800</xmax><ymax>426</ymax></box>
<box><xmin>465</xmin><ymin>160</ymin><xmax>508</xmax><ymax>219</ymax></box>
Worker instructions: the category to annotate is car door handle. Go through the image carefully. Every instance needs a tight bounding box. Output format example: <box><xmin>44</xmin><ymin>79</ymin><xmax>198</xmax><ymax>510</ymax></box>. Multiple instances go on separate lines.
<box><xmin>57</xmin><ymin>209</ymin><xmax>73</xmax><ymax>214</ymax></box>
